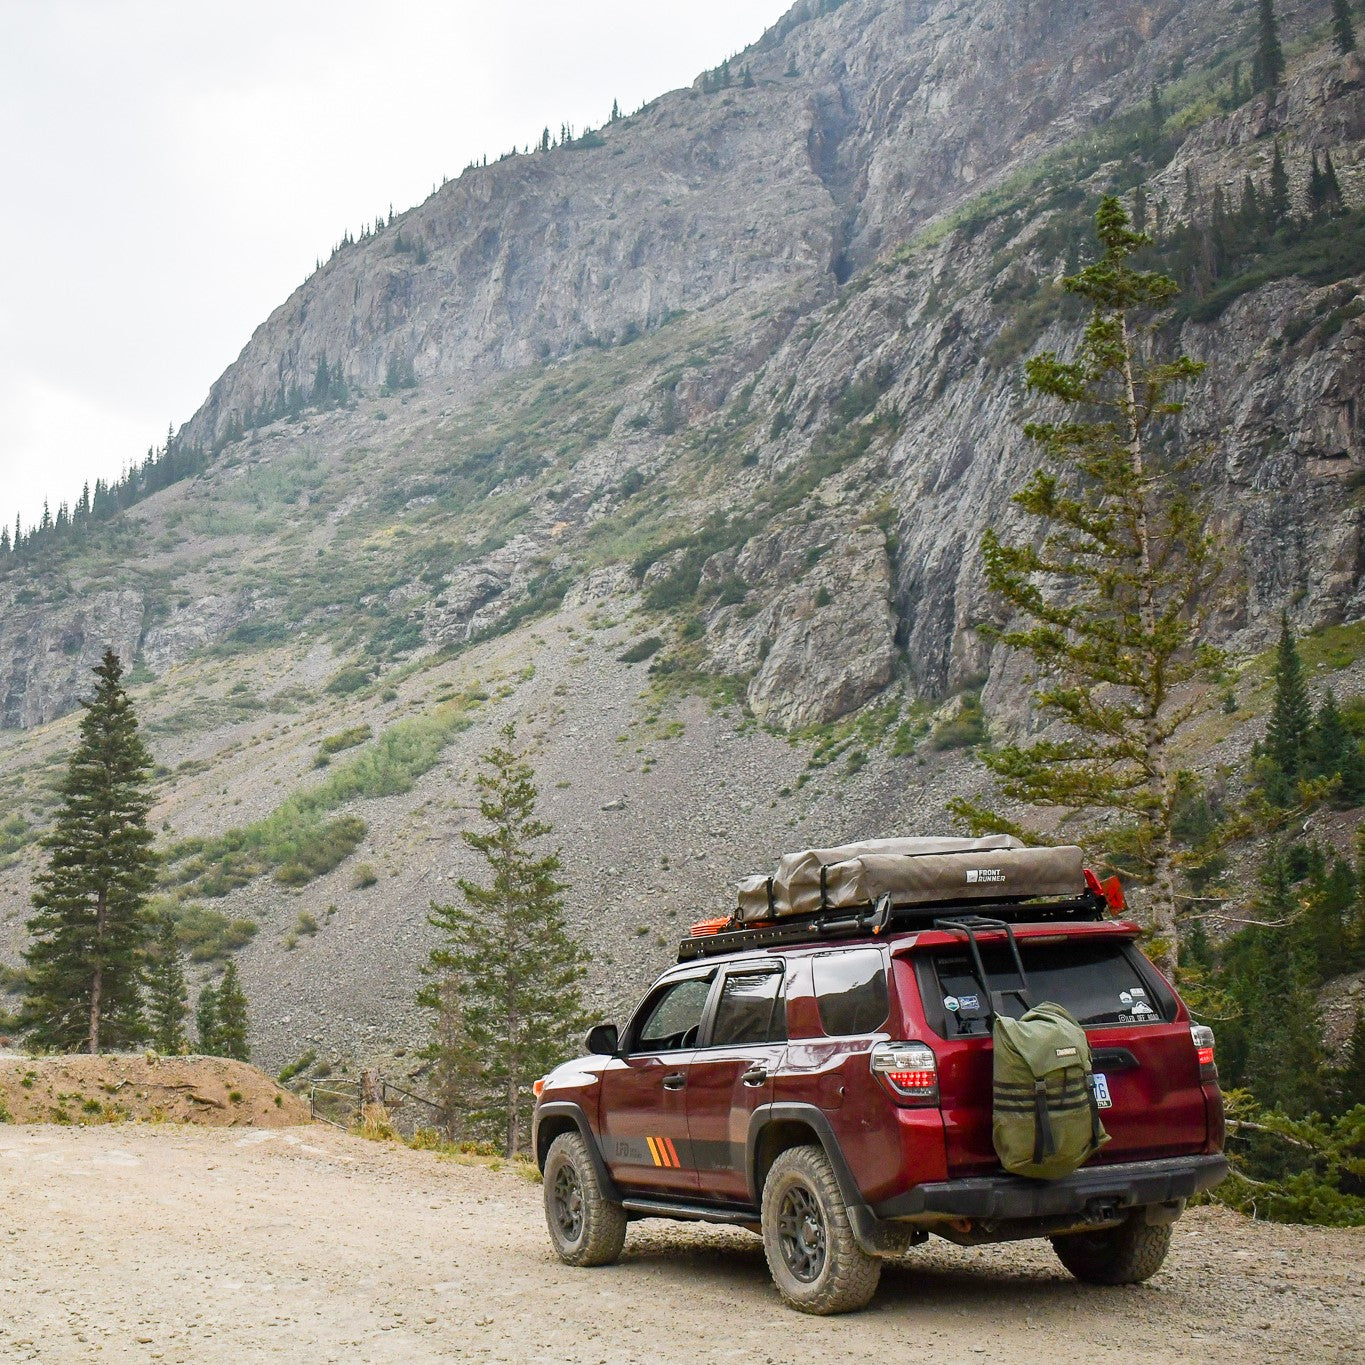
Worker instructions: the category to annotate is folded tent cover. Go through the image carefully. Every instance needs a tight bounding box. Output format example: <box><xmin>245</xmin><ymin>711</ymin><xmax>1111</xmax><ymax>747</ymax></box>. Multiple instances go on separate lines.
<box><xmin>735</xmin><ymin>834</ymin><xmax>1087</xmax><ymax>923</ymax></box>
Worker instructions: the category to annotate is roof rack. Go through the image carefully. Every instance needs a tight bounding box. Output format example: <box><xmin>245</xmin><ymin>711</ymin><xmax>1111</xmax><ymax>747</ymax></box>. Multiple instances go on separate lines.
<box><xmin>675</xmin><ymin>890</ymin><xmax>1108</xmax><ymax>963</ymax></box>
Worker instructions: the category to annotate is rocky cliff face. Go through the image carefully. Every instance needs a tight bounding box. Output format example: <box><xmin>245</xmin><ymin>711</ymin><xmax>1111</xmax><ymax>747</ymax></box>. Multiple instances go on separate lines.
<box><xmin>182</xmin><ymin>0</ymin><xmax>1263</xmax><ymax>444</ymax></box>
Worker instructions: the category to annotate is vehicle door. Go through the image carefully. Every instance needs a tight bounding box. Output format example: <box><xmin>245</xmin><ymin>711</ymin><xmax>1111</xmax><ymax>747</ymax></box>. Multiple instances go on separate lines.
<box><xmin>907</xmin><ymin>934</ymin><xmax>1211</xmax><ymax>1176</ymax></box>
<box><xmin>598</xmin><ymin>970</ymin><xmax>715</xmax><ymax>1195</ymax></box>
<box><xmin>684</xmin><ymin>961</ymin><xmax>788</xmax><ymax>1205</ymax></box>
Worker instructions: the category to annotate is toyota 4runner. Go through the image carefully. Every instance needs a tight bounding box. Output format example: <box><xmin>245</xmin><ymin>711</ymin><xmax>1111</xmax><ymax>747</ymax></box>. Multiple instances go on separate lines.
<box><xmin>532</xmin><ymin>880</ymin><xmax>1227</xmax><ymax>1315</ymax></box>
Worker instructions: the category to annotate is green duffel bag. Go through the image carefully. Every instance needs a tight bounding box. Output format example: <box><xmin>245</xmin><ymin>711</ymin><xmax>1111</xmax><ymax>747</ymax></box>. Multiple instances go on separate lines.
<box><xmin>993</xmin><ymin>1001</ymin><xmax>1110</xmax><ymax>1180</ymax></box>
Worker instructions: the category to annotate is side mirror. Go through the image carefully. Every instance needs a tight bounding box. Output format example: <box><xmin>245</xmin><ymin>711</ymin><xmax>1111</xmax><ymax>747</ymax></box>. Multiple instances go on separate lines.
<box><xmin>585</xmin><ymin>1023</ymin><xmax>619</xmax><ymax>1056</ymax></box>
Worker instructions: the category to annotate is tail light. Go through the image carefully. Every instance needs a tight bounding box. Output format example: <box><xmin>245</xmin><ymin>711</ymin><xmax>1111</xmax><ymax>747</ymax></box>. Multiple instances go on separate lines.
<box><xmin>870</xmin><ymin>1042</ymin><xmax>939</xmax><ymax>1105</ymax></box>
<box><xmin>1191</xmin><ymin>1025</ymin><xmax>1217</xmax><ymax>1083</ymax></box>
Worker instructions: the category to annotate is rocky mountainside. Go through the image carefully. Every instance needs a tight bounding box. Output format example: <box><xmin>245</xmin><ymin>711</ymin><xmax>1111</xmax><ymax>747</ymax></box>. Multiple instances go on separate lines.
<box><xmin>1</xmin><ymin>0</ymin><xmax>1363</xmax><ymax>1074</ymax></box>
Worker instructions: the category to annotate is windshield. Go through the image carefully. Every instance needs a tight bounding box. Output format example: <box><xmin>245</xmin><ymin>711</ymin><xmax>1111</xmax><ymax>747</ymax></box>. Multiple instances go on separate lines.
<box><xmin>922</xmin><ymin>939</ymin><xmax>1168</xmax><ymax>1037</ymax></box>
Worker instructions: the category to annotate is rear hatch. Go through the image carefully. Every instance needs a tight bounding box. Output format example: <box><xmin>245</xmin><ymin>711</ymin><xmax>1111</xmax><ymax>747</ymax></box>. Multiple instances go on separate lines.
<box><xmin>896</xmin><ymin>926</ymin><xmax>1209</xmax><ymax>1177</ymax></box>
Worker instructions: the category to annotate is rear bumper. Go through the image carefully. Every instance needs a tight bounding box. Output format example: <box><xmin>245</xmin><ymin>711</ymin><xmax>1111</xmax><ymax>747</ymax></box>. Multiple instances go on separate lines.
<box><xmin>873</xmin><ymin>1152</ymin><xmax>1229</xmax><ymax>1223</ymax></box>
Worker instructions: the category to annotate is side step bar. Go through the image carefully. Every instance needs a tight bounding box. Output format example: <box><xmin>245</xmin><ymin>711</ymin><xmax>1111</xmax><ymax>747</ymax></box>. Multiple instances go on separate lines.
<box><xmin>620</xmin><ymin>1197</ymin><xmax>758</xmax><ymax>1228</ymax></box>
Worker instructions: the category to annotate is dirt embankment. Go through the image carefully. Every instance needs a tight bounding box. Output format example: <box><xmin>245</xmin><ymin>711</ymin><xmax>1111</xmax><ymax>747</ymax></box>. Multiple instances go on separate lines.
<box><xmin>0</xmin><ymin>1054</ymin><xmax>310</xmax><ymax>1127</ymax></box>
<box><xmin>2</xmin><ymin>1123</ymin><xmax>1363</xmax><ymax>1363</ymax></box>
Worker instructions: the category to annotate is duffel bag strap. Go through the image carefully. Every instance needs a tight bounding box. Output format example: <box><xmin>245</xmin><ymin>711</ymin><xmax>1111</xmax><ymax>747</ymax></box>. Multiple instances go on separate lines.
<box><xmin>1032</xmin><ymin>1077</ymin><xmax>1056</xmax><ymax>1164</ymax></box>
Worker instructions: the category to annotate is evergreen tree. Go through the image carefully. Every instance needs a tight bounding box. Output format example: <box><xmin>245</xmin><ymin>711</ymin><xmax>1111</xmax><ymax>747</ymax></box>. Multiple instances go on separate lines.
<box><xmin>215</xmin><ymin>961</ymin><xmax>250</xmax><ymax>1061</ymax></box>
<box><xmin>1332</xmin><ymin>0</ymin><xmax>1357</xmax><ymax>55</ymax></box>
<box><xmin>1309</xmin><ymin>690</ymin><xmax>1365</xmax><ymax>804</ymax></box>
<box><xmin>22</xmin><ymin>651</ymin><xmax>157</xmax><ymax>1052</ymax></box>
<box><xmin>1242</xmin><ymin>852</ymin><xmax>1326</xmax><ymax>1116</ymax></box>
<box><xmin>742</xmin><ymin>64</ymin><xmax>756</xmax><ymax>89</ymax></box>
<box><xmin>1322</xmin><ymin>151</ymin><xmax>1345</xmax><ymax>213</ymax></box>
<box><xmin>145</xmin><ymin>912</ymin><xmax>189</xmax><ymax>1054</ymax></box>
<box><xmin>1308</xmin><ymin>150</ymin><xmax>1329</xmax><ymax>218</ymax></box>
<box><xmin>1264</xmin><ymin>614</ymin><xmax>1313</xmax><ymax>803</ymax></box>
<box><xmin>951</xmin><ymin>198</ymin><xmax>1221</xmax><ymax>981</ymax></box>
<box><xmin>1268</xmin><ymin>143</ymin><xmax>1292</xmax><ymax>224</ymax></box>
<box><xmin>1253</xmin><ymin>0</ymin><xmax>1285</xmax><ymax>92</ymax></box>
<box><xmin>196</xmin><ymin>982</ymin><xmax>220</xmax><ymax>1054</ymax></box>
<box><xmin>1336</xmin><ymin>1008</ymin><xmax>1365</xmax><ymax>1112</ymax></box>
<box><xmin>420</xmin><ymin>723</ymin><xmax>592</xmax><ymax>1157</ymax></box>
<box><xmin>611</xmin><ymin>98</ymin><xmax>621</xmax><ymax>122</ymax></box>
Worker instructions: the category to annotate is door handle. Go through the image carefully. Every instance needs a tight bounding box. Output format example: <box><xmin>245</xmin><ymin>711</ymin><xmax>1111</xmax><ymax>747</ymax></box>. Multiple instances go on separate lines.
<box><xmin>741</xmin><ymin>1066</ymin><xmax>768</xmax><ymax>1087</ymax></box>
<box><xmin>662</xmin><ymin>1072</ymin><xmax>687</xmax><ymax>1090</ymax></box>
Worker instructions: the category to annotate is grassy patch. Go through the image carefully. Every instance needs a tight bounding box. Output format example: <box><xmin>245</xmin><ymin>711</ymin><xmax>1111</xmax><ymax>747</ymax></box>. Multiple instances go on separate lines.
<box><xmin>165</xmin><ymin>695</ymin><xmax>481</xmax><ymax>895</ymax></box>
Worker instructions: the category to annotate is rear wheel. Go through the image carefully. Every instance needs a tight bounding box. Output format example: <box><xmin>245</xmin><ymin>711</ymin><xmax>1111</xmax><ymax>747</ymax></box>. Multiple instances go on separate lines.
<box><xmin>760</xmin><ymin>1145</ymin><xmax>881</xmax><ymax>1315</ymax></box>
<box><xmin>1051</xmin><ymin>1214</ymin><xmax>1172</xmax><ymax>1285</ymax></box>
<box><xmin>543</xmin><ymin>1132</ymin><xmax>627</xmax><ymax>1267</ymax></box>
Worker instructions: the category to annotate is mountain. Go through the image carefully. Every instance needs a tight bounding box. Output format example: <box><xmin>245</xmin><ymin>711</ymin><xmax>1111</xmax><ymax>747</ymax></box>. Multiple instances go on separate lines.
<box><xmin>1</xmin><ymin>0</ymin><xmax>1362</xmax><ymax>1074</ymax></box>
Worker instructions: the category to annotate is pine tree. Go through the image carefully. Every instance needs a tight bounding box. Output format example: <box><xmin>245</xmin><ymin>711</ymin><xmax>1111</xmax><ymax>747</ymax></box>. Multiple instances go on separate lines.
<box><xmin>1308</xmin><ymin>150</ymin><xmax>1329</xmax><ymax>218</ymax></box>
<box><xmin>1264</xmin><ymin>614</ymin><xmax>1313</xmax><ymax>804</ymax></box>
<box><xmin>610</xmin><ymin>98</ymin><xmax>621</xmax><ymax>122</ymax></box>
<box><xmin>1308</xmin><ymin>690</ymin><xmax>1365</xmax><ymax>804</ymax></box>
<box><xmin>1242</xmin><ymin>851</ymin><xmax>1326</xmax><ymax>1116</ymax></box>
<box><xmin>420</xmin><ymin>724</ymin><xmax>592</xmax><ymax>1157</ymax></box>
<box><xmin>22</xmin><ymin>651</ymin><xmax>157</xmax><ymax>1053</ymax></box>
<box><xmin>196</xmin><ymin>983</ymin><xmax>220</xmax><ymax>1054</ymax></box>
<box><xmin>1268</xmin><ymin>143</ymin><xmax>1292</xmax><ymax>224</ymax></box>
<box><xmin>1332</xmin><ymin>0</ymin><xmax>1357</xmax><ymax>55</ymax></box>
<box><xmin>1336</xmin><ymin>1008</ymin><xmax>1365</xmax><ymax>1112</ymax></box>
<box><xmin>145</xmin><ymin>912</ymin><xmax>189</xmax><ymax>1054</ymax></box>
<box><xmin>1253</xmin><ymin>0</ymin><xmax>1285</xmax><ymax>92</ymax></box>
<box><xmin>215</xmin><ymin>961</ymin><xmax>250</xmax><ymax>1061</ymax></box>
<box><xmin>416</xmin><ymin>974</ymin><xmax>482</xmax><ymax>1141</ymax></box>
<box><xmin>1322</xmin><ymin>151</ymin><xmax>1345</xmax><ymax>213</ymax></box>
<box><xmin>951</xmin><ymin>198</ymin><xmax>1221</xmax><ymax>981</ymax></box>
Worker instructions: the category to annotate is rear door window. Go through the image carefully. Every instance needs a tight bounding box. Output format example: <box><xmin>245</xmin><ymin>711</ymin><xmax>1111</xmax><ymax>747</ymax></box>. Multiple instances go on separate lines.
<box><xmin>812</xmin><ymin>949</ymin><xmax>888</xmax><ymax>1036</ymax></box>
<box><xmin>710</xmin><ymin>970</ymin><xmax>786</xmax><ymax>1047</ymax></box>
<box><xmin>921</xmin><ymin>939</ymin><xmax>1169</xmax><ymax>1037</ymax></box>
<box><xmin>634</xmin><ymin>976</ymin><xmax>713</xmax><ymax>1052</ymax></box>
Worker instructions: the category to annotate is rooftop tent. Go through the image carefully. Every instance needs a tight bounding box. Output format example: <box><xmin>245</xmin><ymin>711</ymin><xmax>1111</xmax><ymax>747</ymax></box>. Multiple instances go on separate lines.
<box><xmin>736</xmin><ymin>835</ymin><xmax>1086</xmax><ymax>923</ymax></box>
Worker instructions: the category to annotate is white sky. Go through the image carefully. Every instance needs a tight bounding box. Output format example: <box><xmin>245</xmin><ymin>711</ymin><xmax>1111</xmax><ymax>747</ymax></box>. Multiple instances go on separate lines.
<box><xmin>0</xmin><ymin>0</ymin><xmax>790</xmax><ymax>533</ymax></box>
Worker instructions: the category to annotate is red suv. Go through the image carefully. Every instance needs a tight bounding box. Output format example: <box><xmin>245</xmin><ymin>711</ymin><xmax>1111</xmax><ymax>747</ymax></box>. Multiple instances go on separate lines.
<box><xmin>533</xmin><ymin>890</ymin><xmax>1227</xmax><ymax>1314</ymax></box>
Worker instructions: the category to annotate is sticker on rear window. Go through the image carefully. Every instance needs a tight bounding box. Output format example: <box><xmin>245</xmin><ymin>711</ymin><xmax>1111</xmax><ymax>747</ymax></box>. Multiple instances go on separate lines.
<box><xmin>959</xmin><ymin>994</ymin><xmax>980</xmax><ymax>1011</ymax></box>
<box><xmin>944</xmin><ymin>996</ymin><xmax>960</xmax><ymax>1013</ymax></box>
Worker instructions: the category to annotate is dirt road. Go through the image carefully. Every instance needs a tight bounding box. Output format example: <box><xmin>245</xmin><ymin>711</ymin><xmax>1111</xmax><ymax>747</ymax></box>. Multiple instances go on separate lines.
<box><xmin>3</xmin><ymin>1124</ymin><xmax>1362</xmax><ymax>1363</ymax></box>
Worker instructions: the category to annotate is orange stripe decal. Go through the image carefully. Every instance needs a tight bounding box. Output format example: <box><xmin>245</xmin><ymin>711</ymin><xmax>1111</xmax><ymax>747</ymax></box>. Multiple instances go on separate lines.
<box><xmin>645</xmin><ymin>1136</ymin><xmax>662</xmax><ymax>1167</ymax></box>
<box><xmin>663</xmin><ymin>1138</ymin><xmax>681</xmax><ymax>1168</ymax></box>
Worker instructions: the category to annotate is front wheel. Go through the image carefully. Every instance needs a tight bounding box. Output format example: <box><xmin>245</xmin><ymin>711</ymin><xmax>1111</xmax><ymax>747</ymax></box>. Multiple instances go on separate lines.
<box><xmin>543</xmin><ymin>1132</ymin><xmax>627</xmax><ymax>1267</ymax></box>
<box><xmin>760</xmin><ymin>1145</ymin><xmax>881</xmax><ymax>1315</ymax></box>
<box><xmin>1051</xmin><ymin>1214</ymin><xmax>1172</xmax><ymax>1285</ymax></box>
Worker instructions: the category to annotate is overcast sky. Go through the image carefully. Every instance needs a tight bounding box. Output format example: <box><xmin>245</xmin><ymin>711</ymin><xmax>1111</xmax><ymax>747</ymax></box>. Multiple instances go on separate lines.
<box><xmin>0</xmin><ymin>0</ymin><xmax>789</xmax><ymax>533</ymax></box>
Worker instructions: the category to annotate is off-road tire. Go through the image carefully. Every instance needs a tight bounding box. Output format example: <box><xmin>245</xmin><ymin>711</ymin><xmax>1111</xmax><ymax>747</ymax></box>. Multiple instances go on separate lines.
<box><xmin>1051</xmin><ymin>1214</ymin><xmax>1172</xmax><ymax>1285</ymax></box>
<box><xmin>543</xmin><ymin>1132</ymin><xmax>627</xmax><ymax>1267</ymax></box>
<box><xmin>760</xmin><ymin>1144</ymin><xmax>881</xmax><ymax>1315</ymax></box>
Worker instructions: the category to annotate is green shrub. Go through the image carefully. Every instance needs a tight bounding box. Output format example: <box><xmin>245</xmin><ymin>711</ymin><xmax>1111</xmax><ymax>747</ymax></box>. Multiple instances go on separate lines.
<box><xmin>618</xmin><ymin>636</ymin><xmax>663</xmax><ymax>663</ymax></box>
<box><xmin>170</xmin><ymin>904</ymin><xmax>258</xmax><ymax>962</ymax></box>
<box><xmin>930</xmin><ymin>693</ymin><xmax>986</xmax><ymax>750</ymax></box>
<box><xmin>326</xmin><ymin>665</ymin><xmax>374</xmax><ymax>696</ymax></box>
<box><xmin>318</xmin><ymin>724</ymin><xmax>373</xmax><ymax>758</ymax></box>
<box><xmin>351</xmin><ymin>863</ymin><xmax>379</xmax><ymax>889</ymax></box>
<box><xmin>278</xmin><ymin>1049</ymin><xmax>318</xmax><ymax>1084</ymax></box>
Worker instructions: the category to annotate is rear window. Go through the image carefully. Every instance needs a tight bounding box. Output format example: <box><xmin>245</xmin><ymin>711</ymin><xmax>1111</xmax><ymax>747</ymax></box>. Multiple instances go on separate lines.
<box><xmin>812</xmin><ymin>949</ymin><xmax>889</xmax><ymax>1036</ymax></box>
<box><xmin>922</xmin><ymin>939</ymin><xmax>1167</xmax><ymax>1037</ymax></box>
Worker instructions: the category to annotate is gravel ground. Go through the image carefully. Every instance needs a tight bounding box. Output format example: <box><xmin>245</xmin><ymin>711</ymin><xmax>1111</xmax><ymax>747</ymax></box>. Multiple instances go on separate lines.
<box><xmin>2</xmin><ymin>1124</ymin><xmax>1363</xmax><ymax>1363</ymax></box>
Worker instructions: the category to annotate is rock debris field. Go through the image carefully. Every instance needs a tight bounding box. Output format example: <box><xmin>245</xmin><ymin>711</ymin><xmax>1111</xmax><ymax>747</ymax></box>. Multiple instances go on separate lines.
<box><xmin>2</xmin><ymin>1124</ymin><xmax>1363</xmax><ymax>1363</ymax></box>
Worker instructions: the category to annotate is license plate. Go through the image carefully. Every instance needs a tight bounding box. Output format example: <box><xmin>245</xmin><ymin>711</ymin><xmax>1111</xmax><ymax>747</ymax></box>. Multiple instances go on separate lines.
<box><xmin>1091</xmin><ymin>1073</ymin><xmax>1113</xmax><ymax>1109</ymax></box>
